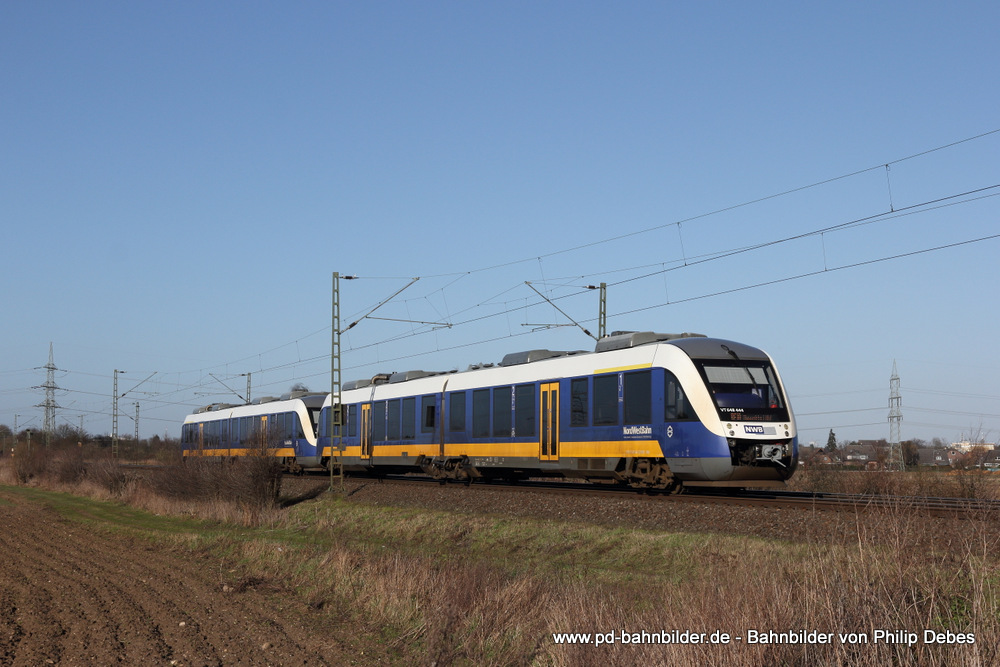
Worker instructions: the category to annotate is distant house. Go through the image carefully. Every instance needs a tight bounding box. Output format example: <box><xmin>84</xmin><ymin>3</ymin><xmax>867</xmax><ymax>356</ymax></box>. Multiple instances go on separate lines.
<box><xmin>842</xmin><ymin>444</ymin><xmax>881</xmax><ymax>468</ymax></box>
<box><xmin>803</xmin><ymin>450</ymin><xmax>838</xmax><ymax>467</ymax></box>
<box><xmin>917</xmin><ymin>448</ymin><xmax>966</xmax><ymax>467</ymax></box>
<box><xmin>918</xmin><ymin>449</ymin><xmax>952</xmax><ymax>467</ymax></box>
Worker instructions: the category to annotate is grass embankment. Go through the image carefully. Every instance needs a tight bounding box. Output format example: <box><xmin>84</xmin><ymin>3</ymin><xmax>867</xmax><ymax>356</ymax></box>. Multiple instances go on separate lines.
<box><xmin>788</xmin><ymin>466</ymin><xmax>1000</xmax><ymax>499</ymax></box>
<box><xmin>2</xmin><ymin>449</ymin><xmax>999</xmax><ymax>666</ymax></box>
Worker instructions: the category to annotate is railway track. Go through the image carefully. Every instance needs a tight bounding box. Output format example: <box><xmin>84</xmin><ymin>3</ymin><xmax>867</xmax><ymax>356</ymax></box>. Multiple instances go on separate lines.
<box><xmin>295</xmin><ymin>470</ymin><xmax>1000</xmax><ymax>518</ymax></box>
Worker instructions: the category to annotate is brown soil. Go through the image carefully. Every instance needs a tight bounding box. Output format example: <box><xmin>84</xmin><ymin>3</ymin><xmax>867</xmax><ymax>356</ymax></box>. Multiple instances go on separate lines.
<box><xmin>0</xmin><ymin>491</ymin><xmax>362</xmax><ymax>667</ymax></box>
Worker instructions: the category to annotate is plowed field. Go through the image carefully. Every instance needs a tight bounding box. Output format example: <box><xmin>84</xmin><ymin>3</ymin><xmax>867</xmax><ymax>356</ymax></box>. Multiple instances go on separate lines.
<box><xmin>0</xmin><ymin>490</ymin><xmax>353</xmax><ymax>666</ymax></box>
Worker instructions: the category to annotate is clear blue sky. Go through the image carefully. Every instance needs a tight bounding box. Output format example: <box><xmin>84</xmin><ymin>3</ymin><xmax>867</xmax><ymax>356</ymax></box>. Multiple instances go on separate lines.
<box><xmin>2</xmin><ymin>1</ymin><xmax>998</xmax><ymax>446</ymax></box>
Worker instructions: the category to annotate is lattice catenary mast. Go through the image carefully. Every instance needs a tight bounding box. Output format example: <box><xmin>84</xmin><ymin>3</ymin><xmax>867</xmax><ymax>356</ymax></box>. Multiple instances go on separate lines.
<box><xmin>888</xmin><ymin>360</ymin><xmax>905</xmax><ymax>471</ymax></box>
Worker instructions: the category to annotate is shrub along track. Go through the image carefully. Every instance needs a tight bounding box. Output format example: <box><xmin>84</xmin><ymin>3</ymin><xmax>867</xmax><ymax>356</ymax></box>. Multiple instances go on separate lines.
<box><xmin>0</xmin><ymin>490</ymin><xmax>355</xmax><ymax>666</ymax></box>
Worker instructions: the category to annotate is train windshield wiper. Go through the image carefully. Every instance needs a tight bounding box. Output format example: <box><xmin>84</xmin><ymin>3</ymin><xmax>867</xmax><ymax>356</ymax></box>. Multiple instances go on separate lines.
<box><xmin>721</xmin><ymin>344</ymin><xmax>761</xmax><ymax>395</ymax></box>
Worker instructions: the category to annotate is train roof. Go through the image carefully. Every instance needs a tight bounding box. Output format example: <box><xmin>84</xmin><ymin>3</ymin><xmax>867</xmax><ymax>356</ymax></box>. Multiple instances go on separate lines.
<box><xmin>187</xmin><ymin>392</ymin><xmax>325</xmax><ymax>420</ymax></box>
<box><xmin>666</xmin><ymin>336</ymin><xmax>771</xmax><ymax>361</ymax></box>
<box><xmin>335</xmin><ymin>332</ymin><xmax>773</xmax><ymax>395</ymax></box>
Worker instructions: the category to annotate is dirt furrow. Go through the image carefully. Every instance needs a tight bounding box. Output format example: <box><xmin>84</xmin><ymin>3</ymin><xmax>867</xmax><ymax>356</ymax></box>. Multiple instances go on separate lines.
<box><xmin>0</xmin><ymin>493</ymin><xmax>345</xmax><ymax>665</ymax></box>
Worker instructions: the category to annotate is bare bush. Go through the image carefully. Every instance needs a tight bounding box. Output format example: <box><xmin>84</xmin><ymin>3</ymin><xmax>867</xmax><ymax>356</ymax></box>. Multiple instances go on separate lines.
<box><xmin>12</xmin><ymin>445</ymin><xmax>48</xmax><ymax>484</ymax></box>
<box><xmin>143</xmin><ymin>434</ymin><xmax>282</xmax><ymax>520</ymax></box>
<box><xmin>86</xmin><ymin>456</ymin><xmax>131</xmax><ymax>496</ymax></box>
<box><xmin>51</xmin><ymin>447</ymin><xmax>86</xmax><ymax>484</ymax></box>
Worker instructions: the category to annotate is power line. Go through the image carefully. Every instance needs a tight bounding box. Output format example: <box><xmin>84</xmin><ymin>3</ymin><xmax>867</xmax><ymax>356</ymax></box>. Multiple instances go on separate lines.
<box><xmin>418</xmin><ymin>128</ymin><xmax>1000</xmax><ymax>278</ymax></box>
<box><xmin>135</xmin><ymin>130</ymin><xmax>1000</xmax><ymax>382</ymax></box>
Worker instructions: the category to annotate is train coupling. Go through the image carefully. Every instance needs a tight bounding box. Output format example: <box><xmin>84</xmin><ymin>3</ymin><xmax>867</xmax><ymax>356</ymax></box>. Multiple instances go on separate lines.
<box><xmin>757</xmin><ymin>444</ymin><xmax>788</xmax><ymax>467</ymax></box>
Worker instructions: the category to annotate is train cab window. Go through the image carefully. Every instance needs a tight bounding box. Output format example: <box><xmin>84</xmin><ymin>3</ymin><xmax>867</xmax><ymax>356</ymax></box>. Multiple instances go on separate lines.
<box><xmin>387</xmin><ymin>400</ymin><xmax>401</xmax><ymax>440</ymax></box>
<box><xmin>514</xmin><ymin>384</ymin><xmax>535</xmax><ymax>436</ymax></box>
<box><xmin>472</xmin><ymin>389</ymin><xmax>490</xmax><ymax>438</ymax></box>
<box><xmin>665</xmin><ymin>371</ymin><xmax>693</xmax><ymax>420</ymax></box>
<box><xmin>402</xmin><ymin>397</ymin><xmax>416</xmax><ymax>439</ymax></box>
<box><xmin>570</xmin><ymin>378</ymin><xmax>588</xmax><ymax>427</ymax></box>
<box><xmin>493</xmin><ymin>386</ymin><xmax>512</xmax><ymax>437</ymax></box>
<box><xmin>623</xmin><ymin>370</ymin><xmax>652</xmax><ymax>425</ymax></box>
<box><xmin>449</xmin><ymin>392</ymin><xmax>466</xmax><ymax>432</ymax></box>
<box><xmin>421</xmin><ymin>395</ymin><xmax>436</xmax><ymax>433</ymax></box>
<box><xmin>593</xmin><ymin>374</ymin><xmax>619</xmax><ymax>426</ymax></box>
<box><xmin>373</xmin><ymin>401</ymin><xmax>387</xmax><ymax>441</ymax></box>
<box><xmin>348</xmin><ymin>404</ymin><xmax>359</xmax><ymax>438</ymax></box>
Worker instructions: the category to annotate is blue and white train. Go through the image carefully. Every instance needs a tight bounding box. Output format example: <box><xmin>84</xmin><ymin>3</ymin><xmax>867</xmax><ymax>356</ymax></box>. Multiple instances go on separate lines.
<box><xmin>182</xmin><ymin>332</ymin><xmax>798</xmax><ymax>491</ymax></box>
<box><xmin>181</xmin><ymin>392</ymin><xmax>325</xmax><ymax>473</ymax></box>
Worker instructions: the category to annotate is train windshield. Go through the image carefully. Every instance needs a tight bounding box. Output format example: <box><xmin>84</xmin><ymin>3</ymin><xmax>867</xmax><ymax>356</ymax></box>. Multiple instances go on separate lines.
<box><xmin>695</xmin><ymin>360</ymin><xmax>789</xmax><ymax>422</ymax></box>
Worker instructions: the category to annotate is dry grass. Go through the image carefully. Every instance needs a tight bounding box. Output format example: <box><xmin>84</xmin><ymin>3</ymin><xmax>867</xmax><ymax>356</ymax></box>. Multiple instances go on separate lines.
<box><xmin>789</xmin><ymin>468</ymin><xmax>1000</xmax><ymax>500</ymax></box>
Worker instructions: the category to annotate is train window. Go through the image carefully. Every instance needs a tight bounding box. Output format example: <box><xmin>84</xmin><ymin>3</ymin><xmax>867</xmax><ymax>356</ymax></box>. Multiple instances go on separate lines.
<box><xmin>387</xmin><ymin>400</ymin><xmax>401</xmax><ymax>440</ymax></box>
<box><xmin>623</xmin><ymin>370</ymin><xmax>652</xmax><ymax>425</ymax></box>
<box><xmin>493</xmin><ymin>386</ymin><xmax>512</xmax><ymax>437</ymax></box>
<box><xmin>570</xmin><ymin>378</ymin><xmax>588</xmax><ymax>427</ymax></box>
<box><xmin>309</xmin><ymin>408</ymin><xmax>320</xmax><ymax>436</ymax></box>
<box><xmin>449</xmin><ymin>392</ymin><xmax>466</xmax><ymax>432</ymax></box>
<box><xmin>472</xmin><ymin>389</ymin><xmax>490</xmax><ymax>438</ymax></box>
<box><xmin>348</xmin><ymin>404</ymin><xmax>358</xmax><ymax>438</ymax></box>
<box><xmin>402</xmin><ymin>397</ymin><xmax>416</xmax><ymax>439</ymax></box>
<box><xmin>514</xmin><ymin>384</ymin><xmax>535</xmax><ymax>436</ymax></box>
<box><xmin>373</xmin><ymin>401</ymin><xmax>387</xmax><ymax>441</ymax></box>
<box><xmin>593</xmin><ymin>374</ymin><xmax>619</xmax><ymax>426</ymax></box>
<box><xmin>421</xmin><ymin>395</ymin><xmax>436</xmax><ymax>432</ymax></box>
<box><xmin>665</xmin><ymin>371</ymin><xmax>693</xmax><ymax>420</ymax></box>
<box><xmin>294</xmin><ymin>413</ymin><xmax>305</xmax><ymax>439</ymax></box>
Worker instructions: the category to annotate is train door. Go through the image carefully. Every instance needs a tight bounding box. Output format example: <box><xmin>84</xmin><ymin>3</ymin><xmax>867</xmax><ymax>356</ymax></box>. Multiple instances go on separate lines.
<box><xmin>360</xmin><ymin>403</ymin><xmax>373</xmax><ymax>459</ymax></box>
<box><xmin>540</xmin><ymin>382</ymin><xmax>560</xmax><ymax>461</ymax></box>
